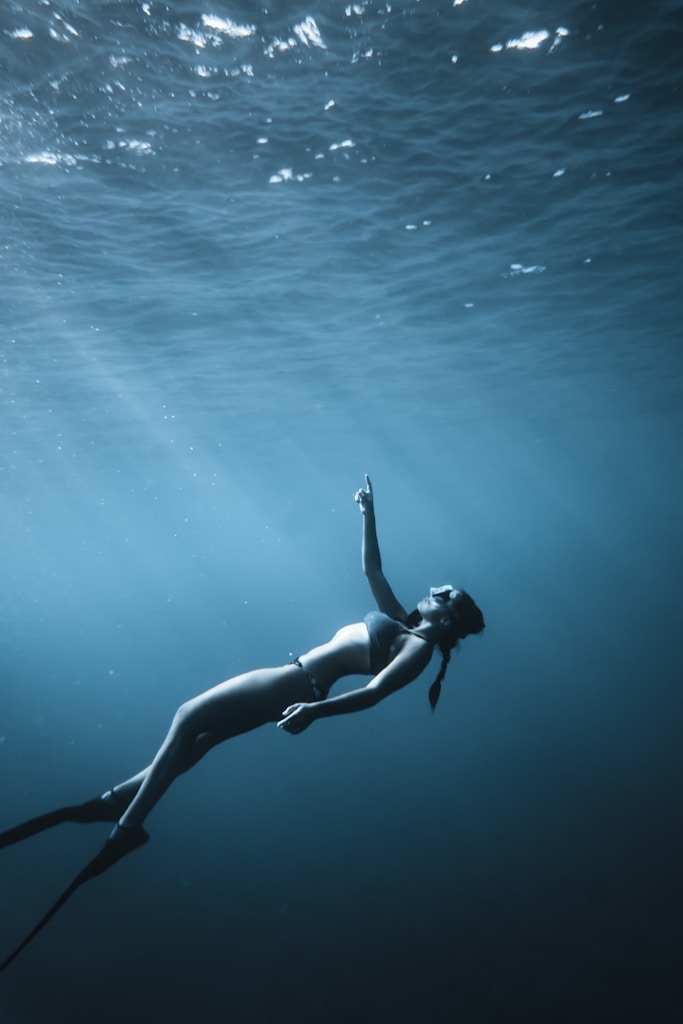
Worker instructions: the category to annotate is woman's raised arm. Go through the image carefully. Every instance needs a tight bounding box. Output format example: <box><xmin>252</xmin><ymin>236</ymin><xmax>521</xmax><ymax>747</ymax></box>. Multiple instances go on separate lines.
<box><xmin>354</xmin><ymin>475</ymin><xmax>408</xmax><ymax>622</ymax></box>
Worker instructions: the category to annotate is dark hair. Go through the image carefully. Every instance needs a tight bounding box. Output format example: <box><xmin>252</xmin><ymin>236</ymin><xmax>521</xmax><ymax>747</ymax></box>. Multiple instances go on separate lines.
<box><xmin>426</xmin><ymin>590</ymin><xmax>485</xmax><ymax>711</ymax></box>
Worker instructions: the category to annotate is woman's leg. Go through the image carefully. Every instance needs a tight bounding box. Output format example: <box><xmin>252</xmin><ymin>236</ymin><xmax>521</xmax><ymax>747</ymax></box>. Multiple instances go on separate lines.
<box><xmin>115</xmin><ymin>724</ymin><xmax>218</xmax><ymax>828</ymax></box>
<box><xmin>106</xmin><ymin>728</ymin><xmax>218</xmax><ymax>805</ymax></box>
<box><xmin>116</xmin><ymin>664</ymin><xmax>311</xmax><ymax>830</ymax></box>
<box><xmin>0</xmin><ymin>661</ymin><xmax>314</xmax><ymax>972</ymax></box>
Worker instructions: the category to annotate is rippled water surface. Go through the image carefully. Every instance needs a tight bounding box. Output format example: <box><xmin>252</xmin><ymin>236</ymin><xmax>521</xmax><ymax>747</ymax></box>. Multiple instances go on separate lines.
<box><xmin>1</xmin><ymin>2</ymin><xmax>682</xmax><ymax>1022</ymax></box>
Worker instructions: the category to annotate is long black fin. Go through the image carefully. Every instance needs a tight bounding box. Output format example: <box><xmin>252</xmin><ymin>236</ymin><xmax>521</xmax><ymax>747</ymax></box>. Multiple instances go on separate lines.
<box><xmin>0</xmin><ymin>825</ymin><xmax>149</xmax><ymax>974</ymax></box>
<box><xmin>0</xmin><ymin>797</ymin><xmax>126</xmax><ymax>849</ymax></box>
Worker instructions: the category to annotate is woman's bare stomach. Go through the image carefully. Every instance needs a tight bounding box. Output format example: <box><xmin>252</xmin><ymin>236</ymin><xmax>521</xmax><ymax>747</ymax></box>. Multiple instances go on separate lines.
<box><xmin>295</xmin><ymin>622</ymin><xmax>372</xmax><ymax>694</ymax></box>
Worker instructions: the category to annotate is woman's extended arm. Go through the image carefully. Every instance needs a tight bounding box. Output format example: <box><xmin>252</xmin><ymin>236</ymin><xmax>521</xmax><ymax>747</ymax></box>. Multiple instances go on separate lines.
<box><xmin>277</xmin><ymin>639</ymin><xmax>433</xmax><ymax>733</ymax></box>
<box><xmin>354</xmin><ymin>475</ymin><xmax>408</xmax><ymax>621</ymax></box>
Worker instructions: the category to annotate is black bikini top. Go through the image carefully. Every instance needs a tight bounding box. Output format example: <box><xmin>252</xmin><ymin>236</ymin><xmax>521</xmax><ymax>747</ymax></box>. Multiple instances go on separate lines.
<box><xmin>364</xmin><ymin>610</ymin><xmax>431</xmax><ymax>675</ymax></box>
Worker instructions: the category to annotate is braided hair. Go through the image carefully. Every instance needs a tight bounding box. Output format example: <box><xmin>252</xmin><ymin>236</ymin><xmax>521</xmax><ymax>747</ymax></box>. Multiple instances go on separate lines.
<box><xmin>411</xmin><ymin>590</ymin><xmax>485</xmax><ymax>711</ymax></box>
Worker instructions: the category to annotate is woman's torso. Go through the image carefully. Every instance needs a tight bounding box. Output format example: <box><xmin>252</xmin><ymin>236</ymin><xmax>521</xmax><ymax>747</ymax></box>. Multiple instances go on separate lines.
<box><xmin>296</xmin><ymin>613</ymin><xmax>430</xmax><ymax>696</ymax></box>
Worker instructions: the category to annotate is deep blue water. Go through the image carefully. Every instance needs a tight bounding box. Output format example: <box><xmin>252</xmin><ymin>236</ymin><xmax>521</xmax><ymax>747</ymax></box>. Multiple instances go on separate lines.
<box><xmin>1</xmin><ymin>1</ymin><xmax>682</xmax><ymax>1021</ymax></box>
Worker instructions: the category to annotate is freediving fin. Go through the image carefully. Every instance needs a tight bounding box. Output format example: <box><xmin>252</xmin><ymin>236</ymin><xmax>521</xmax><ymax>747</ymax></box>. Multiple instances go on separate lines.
<box><xmin>0</xmin><ymin>795</ymin><xmax>127</xmax><ymax>849</ymax></box>
<box><xmin>0</xmin><ymin>825</ymin><xmax>149</xmax><ymax>974</ymax></box>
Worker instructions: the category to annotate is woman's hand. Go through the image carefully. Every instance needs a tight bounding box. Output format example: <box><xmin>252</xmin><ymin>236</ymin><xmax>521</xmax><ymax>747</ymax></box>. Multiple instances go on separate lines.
<box><xmin>278</xmin><ymin>702</ymin><xmax>316</xmax><ymax>734</ymax></box>
<box><xmin>354</xmin><ymin>474</ymin><xmax>374</xmax><ymax>515</ymax></box>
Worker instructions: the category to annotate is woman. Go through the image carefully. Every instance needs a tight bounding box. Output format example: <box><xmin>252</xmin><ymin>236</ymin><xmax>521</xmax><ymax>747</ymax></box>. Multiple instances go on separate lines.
<box><xmin>0</xmin><ymin>476</ymin><xmax>484</xmax><ymax>970</ymax></box>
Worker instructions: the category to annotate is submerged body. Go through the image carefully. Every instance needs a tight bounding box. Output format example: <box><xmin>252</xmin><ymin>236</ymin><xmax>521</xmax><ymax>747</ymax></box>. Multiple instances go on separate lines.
<box><xmin>110</xmin><ymin>479</ymin><xmax>481</xmax><ymax>829</ymax></box>
<box><xmin>114</xmin><ymin>600</ymin><xmax>438</xmax><ymax>826</ymax></box>
<box><xmin>0</xmin><ymin>476</ymin><xmax>484</xmax><ymax>973</ymax></box>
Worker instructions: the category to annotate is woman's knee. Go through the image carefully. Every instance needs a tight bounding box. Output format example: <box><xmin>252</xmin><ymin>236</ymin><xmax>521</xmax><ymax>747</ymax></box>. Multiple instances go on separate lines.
<box><xmin>176</xmin><ymin>732</ymin><xmax>215</xmax><ymax>774</ymax></box>
<box><xmin>171</xmin><ymin>700</ymin><xmax>204</xmax><ymax>742</ymax></box>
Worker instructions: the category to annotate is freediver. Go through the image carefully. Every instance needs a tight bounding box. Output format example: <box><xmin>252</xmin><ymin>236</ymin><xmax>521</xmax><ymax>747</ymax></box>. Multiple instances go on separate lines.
<box><xmin>0</xmin><ymin>476</ymin><xmax>484</xmax><ymax>971</ymax></box>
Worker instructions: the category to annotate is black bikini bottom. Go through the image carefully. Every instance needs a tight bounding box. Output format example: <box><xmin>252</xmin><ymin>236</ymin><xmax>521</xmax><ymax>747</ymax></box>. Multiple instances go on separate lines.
<box><xmin>291</xmin><ymin>658</ymin><xmax>326</xmax><ymax>701</ymax></box>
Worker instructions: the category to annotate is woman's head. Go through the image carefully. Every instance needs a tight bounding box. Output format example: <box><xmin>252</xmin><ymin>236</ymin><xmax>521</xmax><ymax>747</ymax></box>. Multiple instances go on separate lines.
<box><xmin>421</xmin><ymin>585</ymin><xmax>485</xmax><ymax>641</ymax></box>
<box><xmin>449</xmin><ymin>589</ymin><xmax>485</xmax><ymax>640</ymax></box>
<box><xmin>423</xmin><ymin>586</ymin><xmax>485</xmax><ymax>710</ymax></box>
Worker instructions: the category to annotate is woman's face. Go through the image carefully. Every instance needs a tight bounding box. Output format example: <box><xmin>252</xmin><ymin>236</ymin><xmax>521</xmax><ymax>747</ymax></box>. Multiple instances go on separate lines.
<box><xmin>417</xmin><ymin>585</ymin><xmax>461</xmax><ymax>623</ymax></box>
